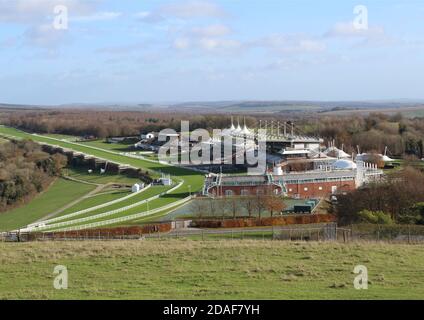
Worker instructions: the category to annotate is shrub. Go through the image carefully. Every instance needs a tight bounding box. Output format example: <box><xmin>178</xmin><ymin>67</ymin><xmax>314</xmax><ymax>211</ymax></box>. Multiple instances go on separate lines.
<box><xmin>358</xmin><ymin>210</ymin><xmax>393</xmax><ymax>225</ymax></box>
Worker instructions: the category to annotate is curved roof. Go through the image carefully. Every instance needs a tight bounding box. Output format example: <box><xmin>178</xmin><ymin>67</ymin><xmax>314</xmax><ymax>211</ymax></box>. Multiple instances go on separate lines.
<box><xmin>333</xmin><ymin>159</ymin><xmax>357</xmax><ymax>170</ymax></box>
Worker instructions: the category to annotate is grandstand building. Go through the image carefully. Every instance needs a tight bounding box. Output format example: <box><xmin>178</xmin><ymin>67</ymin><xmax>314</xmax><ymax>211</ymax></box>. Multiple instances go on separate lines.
<box><xmin>203</xmin><ymin>160</ymin><xmax>383</xmax><ymax>199</ymax></box>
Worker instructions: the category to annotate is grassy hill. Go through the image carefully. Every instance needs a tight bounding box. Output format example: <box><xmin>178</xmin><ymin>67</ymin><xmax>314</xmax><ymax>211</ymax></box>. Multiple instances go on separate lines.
<box><xmin>1</xmin><ymin>240</ymin><xmax>423</xmax><ymax>299</ymax></box>
<box><xmin>0</xmin><ymin>179</ymin><xmax>95</xmax><ymax>232</ymax></box>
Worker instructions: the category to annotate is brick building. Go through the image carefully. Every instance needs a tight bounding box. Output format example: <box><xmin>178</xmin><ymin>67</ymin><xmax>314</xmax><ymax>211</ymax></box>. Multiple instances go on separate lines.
<box><xmin>203</xmin><ymin>164</ymin><xmax>381</xmax><ymax>199</ymax></box>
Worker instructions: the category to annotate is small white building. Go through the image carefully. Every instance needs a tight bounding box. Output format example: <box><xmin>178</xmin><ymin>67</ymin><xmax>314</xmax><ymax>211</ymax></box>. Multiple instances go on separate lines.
<box><xmin>159</xmin><ymin>173</ymin><xmax>173</xmax><ymax>186</ymax></box>
<box><xmin>131</xmin><ymin>183</ymin><xmax>145</xmax><ymax>193</ymax></box>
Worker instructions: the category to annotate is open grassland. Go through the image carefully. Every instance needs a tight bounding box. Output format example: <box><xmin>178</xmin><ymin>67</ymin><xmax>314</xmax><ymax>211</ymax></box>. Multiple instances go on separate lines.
<box><xmin>0</xmin><ymin>179</ymin><xmax>95</xmax><ymax>232</ymax></box>
<box><xmin>63</xmin><ymin>167</ymin><xmax>140</xmax><ymax>185</ymax></box>
<box><xmin>1</xmin><ymin>240</ymin><xmax>423</xmax><ymax>300</ymax></box>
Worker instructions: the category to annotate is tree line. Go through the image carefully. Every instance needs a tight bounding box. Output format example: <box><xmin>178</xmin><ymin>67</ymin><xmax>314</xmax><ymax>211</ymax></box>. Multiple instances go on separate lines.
<box><xmin>336</xmin><ymin>167</ymin><xmax>424</xmax><ymax>226</ymax></box>
<box><xmin>3</xmin><ymin>109</ymin><xmax>424</xmax><ymax>158</ymax></box>
<box><xmin>0</xmin><ymin>140</ymin><xmax>67</xmax><ymax>212</ymax></box>
<box><xmin>191</xmin><ymin>190</ymin><xmax>286</xmax><ymax>219</ymax></box>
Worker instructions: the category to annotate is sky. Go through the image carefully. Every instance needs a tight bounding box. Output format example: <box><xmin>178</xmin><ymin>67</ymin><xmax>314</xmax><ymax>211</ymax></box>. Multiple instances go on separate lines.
<box><xmin>1</xmin><ymin>0</ymin><xmax>424</xmax><ymax>105</ymax></box>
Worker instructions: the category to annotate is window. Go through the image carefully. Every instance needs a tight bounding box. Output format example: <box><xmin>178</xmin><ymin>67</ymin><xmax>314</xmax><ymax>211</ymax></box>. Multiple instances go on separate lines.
<box><xmin>289</xmin><ymin>188</ymin><xmax>293</xmax><ymax>192</ymax></box>
<box><xmin>225</xmin><ymin>190</ymin><xmax>234</xmax><ymax>196</ymax></box>
<box><xmin>318</xmin><ymin>186</ymin><xmax>323</xmax><ymax>191</ymax></box>
<box><xmin>304</xmin><ymin>187</ymin><xmax>308</xmax><ymax>191</ymax></box>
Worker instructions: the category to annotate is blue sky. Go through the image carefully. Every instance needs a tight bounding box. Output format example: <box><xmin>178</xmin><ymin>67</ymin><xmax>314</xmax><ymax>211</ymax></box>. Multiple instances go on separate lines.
<box><xmin>1</xmin><ymin>0</ymin><xmax>424</xmax><ymax>105</ymax></box>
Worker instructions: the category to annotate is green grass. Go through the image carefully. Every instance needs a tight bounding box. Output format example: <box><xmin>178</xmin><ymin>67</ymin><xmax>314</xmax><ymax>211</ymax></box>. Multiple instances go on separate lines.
<box><xmin>43</xmin><ymin>133</ymin><xmax>79</xmax><ymax>141</ymax></box>
<box><xmin>55</xmin><ymin>190</ymin><xmax>131</xmax><ymax>217</ymax></box>
<box><xmin>1</xmin><ymin>240</ymin><xmax>424</xmax><ymax>299</ymax></box>
<box><xmin>79</xmin><ymin>139</ymin><xmax>135</xmax><ymax>152</ymax></box>
<box><xmin>48</xmin><ymin>185</ymin><xmax>171</xmax><ymax>226</ymax></box>
<box><xmin>0</xmin><ymin>179</ymin><xmax>95</xmax><ymax>231</ymax></box>
<box><xmin>63</xmin><ymin>167</ymin><xmax>140</xmax><ymax>185</ymax></box>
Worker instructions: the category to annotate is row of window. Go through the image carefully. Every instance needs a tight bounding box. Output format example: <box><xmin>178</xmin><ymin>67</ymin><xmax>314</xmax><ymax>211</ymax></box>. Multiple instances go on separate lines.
<box><xmin>224</xmin><ymin>189</ymin><xmax>281</xmax><ymax>196</ymax></box>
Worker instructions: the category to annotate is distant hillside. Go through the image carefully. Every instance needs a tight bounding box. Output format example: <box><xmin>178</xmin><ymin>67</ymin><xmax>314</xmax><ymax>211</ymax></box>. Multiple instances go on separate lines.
<box><xmin>1</xmin><ymin>100</ymin><xmax>424</xmax><ymax>115</ymax></box>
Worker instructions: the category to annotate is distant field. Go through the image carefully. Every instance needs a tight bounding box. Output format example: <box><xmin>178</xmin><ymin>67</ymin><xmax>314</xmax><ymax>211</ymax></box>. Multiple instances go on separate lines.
<box><xmin>1</xmin><ymin>240</ymin><xmax>423</xmax><ymax>299</ymax></box>
<box><xmin>0</xmin><ymin>179</ymin><xmax>95</xmax><ymax>231</ymax></box>
<box><xmin>321</xmin><ymin>105</ymin><xmax>424</xmax><ymax>118</ymax></box>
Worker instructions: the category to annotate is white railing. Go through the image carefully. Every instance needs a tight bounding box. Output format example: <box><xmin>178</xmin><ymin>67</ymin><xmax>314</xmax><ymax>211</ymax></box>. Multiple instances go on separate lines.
<box><xmin>31</xmin><ymin>185</ymin><xmax>152</xmax><ymax>226</ymax></box>
<box><xmin>54</xmin><ymin>196</ymin><xmax>193</xmax><ymax>232</ymax></box>
<box><xmin>26</xmin><ymin>181</ymin><xmax>184</xmax><ymax>232</ymax></box>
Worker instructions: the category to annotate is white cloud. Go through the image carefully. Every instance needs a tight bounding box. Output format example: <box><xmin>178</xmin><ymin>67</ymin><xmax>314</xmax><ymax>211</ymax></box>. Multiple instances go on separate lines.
<box><xmin>134</xmin><ymin>11</ymin><xmax>165</xmax><ymax>24</ymax></box>
<box><xmin>190</xmin><ymin>24</ymin><xmax>231</xmax><ymax>37</ymax></box>
<box><xmin>198</xmin><ymin>38</ymin><xmax>240</xmax><ymax>51</ymax></box>
<box><xmin>174</xmin><ymin>37</ymin><xmax>191</xmax><ymax>50</ymax></box>
<box><xmin>325</xmin><ymin>22</ymin><xmax>385</xmax><ymax>38</ymax></box>
<box><xmin>251</xmin><ymin>34</ymin><xmax>326</xmax><ymax>54</ymax></box>
<box><xmin>160</xmin><ymin>0</ymin><xmax>225</xmax><ymax>19</ymax></box>
<box><xmin>0</xmin><ymin>0</ymin><xmax>96</xmax><ymax>24</ymax></box>
<box><xmin>71</xmin><ymin>11</ymin><xmax>122</xmax><ymax>22</ymax></box>
<box><xmin>137</xmin><ymin>0</ymin><xmax>225</xmax><ymax>24</ymax></box>
<box><xmin>24</xmin><ymin>23</ymin><xmax>68</xmax><ymax>47</ymax></box>
<box><xmin>325</xmin><ymin>22</ymin><xmax>397</xmax><ymax>47</ymax></box>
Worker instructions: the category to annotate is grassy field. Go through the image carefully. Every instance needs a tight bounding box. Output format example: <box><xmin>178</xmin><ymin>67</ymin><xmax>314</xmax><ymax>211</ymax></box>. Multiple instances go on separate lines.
<box><xmin>47</xmin><ymin>185</ymin><xmax>171</xmax><ymax>226</ymax></box>
<box><xmin>63</xmin><ymin>167</ymin><xmax>140</xmax><ymax>185</ymax></box>
<box><xmin>55</xmin><ymin>190</ymin><xmax>131</xmax><ymax>217</ymax></box>
<box><xmin>0</xmin><ymin>179</ymin><xmax>95</xmax><ymax>231</ymax></box>
<box><xmin>79</xmin><ymin>139</ymin><xmax>135</xmax><ymax>152</ymax></box>
<box><xmin>1</xmin><ymin>240</ymin><xmax>423</xmax><ymax>299</ymax></box>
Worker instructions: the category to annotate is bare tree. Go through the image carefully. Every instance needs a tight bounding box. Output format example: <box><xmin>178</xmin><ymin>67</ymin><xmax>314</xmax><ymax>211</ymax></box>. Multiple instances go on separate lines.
<box><xmin>226</xmin><ymin>196</ymin><xmax>241</xmax><ymax>219</ymax></box>
<box><xmin>190</xmin><ymin>199</ymin><xmax>208</xmax><ymax>219</ymax></box>
<box><xmin>265</xmin><ymin>195</ymin><xmax>286</xmax><ymax>217</ymax></box>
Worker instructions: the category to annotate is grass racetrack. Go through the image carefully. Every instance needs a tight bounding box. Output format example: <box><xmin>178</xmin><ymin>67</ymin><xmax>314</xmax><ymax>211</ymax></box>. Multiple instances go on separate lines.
<box><xmin>0</xmin><ymin>179</ymin><xmax>95</xmax><ymax>232</ymax></box>
<box><xmin>0</xmin><ymin>126</ymin><xmax>205</xmax><ymax>230</ymax></box>
<box><xmin>1</xmin><ymin>240</ymin><xmax>424</xmax><ymax>300</ymax></box>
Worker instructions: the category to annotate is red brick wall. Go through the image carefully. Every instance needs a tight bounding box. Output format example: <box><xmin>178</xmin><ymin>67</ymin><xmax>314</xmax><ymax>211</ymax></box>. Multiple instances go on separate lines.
<box><xmin>286</xmin><ymin>180</ymin><xmax>356</xmax><ymax>198</ymax></box>
<box><xmin>209</xmin><ymin>184</ymin><xmax>282</xmax><ymax>197</ymax></box>
<box><xmin>208</xmin><ymin>179</ymin><xmax>356</xmax><ymax>199</ymax></box>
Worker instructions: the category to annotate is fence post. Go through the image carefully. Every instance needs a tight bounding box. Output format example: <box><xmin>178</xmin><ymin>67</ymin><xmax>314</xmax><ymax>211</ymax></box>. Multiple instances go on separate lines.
<box><xmin>408</xmin><ymin>225</ymin><xmax>411</xmax><ymax>244</ymax></box>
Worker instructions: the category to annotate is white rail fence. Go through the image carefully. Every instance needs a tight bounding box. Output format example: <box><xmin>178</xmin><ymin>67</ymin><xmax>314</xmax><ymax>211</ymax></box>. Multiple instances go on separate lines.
<box><xmin>23</xmin><ymin>181</ymin><xmax>183</xmax><ymax>232</ymax></box>
<box><xmin>54</xmin><ymin>196</ymin><xmax>193</xmax><ymax>232</ymax></box>
<box><xmin>30</xmin><ymin>185</ymin><xmax>153</xmax><ymax>226</ymax></box>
